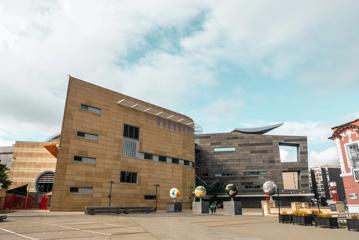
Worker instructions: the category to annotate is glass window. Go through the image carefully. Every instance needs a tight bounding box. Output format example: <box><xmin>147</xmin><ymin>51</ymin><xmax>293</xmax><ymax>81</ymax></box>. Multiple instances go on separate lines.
<box><xmin>172</xmin><ymin>158</ymin><xmax>179</xmax><ymax>164</ymax></box>
<box><xmin>77</xmin><ymin>131</ymin><xmax>98</xmax><ymax>141</ymax></box>
<box><xmin>144</xmin><ymin>195</ymin><xmax>157</xmax><ymax>200</ymax></box>
<box><xmin>243</xmin><ymin>170</ymin><xmax>267</xmax><ymax>176</ymax></box>
<box><xmin>279</xmin><ymin>144</ymin><xmax>299</xmax><ymax>162</ymax></box>
<box><xmin>70</xmin><ymin>187</ymin><xmax>93</xmax><ymax>193</ymax></box>
<box><xmin>80</xmin><ymin>104</ymin><xmax>101</xmax><ymax>114</ymax></box>
<box><xmin>36</xmin><ymin>172</ymin><xmax>54</xmax><ymax>193</ymax></box>
<box><xmin>123</xmin><ymin>124</ymin><xmax>139</xmax><ymax>140</ymax></box>
<box><xmin>144</xmin><ymin>153</ymin><xmax>153</xmax><ymax>160</ymax></box>
<box><xmin>120</xmin><ymin>171</ymin><xmax>137</xmax><ymax>184</ymax></box>
<box><xmin>74</xmin><ymin>155</ymin><xmax>96</xmax><ymax>164</ymax></box>
<box><xmin>122</xmin><ymin>137</ymin><xmax>138</xmax><ymax>158</ymax></box>
<box><xmin>347</xmin><ymin>142</ymin><xmax>359</xmax><ymax>169</ymax></box>
<box><xmin>158</xmin><ymin>156</ymin><xmax>167</xmax><ymax>162</ymax></box>
<box><xmin>213</xmin><ymin>147</ymin><xmax>236</xmax><ymax>152</ymax></box>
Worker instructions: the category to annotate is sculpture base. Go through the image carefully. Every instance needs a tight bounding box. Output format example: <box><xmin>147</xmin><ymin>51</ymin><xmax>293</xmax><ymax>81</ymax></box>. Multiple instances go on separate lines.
<box><xmin>192</xmin><ymin>201</ymin><xmax>209</xmax><ymax>214</ymax></box>
<box><xmin>166</xmin><ymin>202</ymin><xmax>182</xmax><ymax>212</ymax></box>
<box><xmin>223</xmin><ymin>201</ymin><xmax>242</xmax><ymax>215</ymax></box>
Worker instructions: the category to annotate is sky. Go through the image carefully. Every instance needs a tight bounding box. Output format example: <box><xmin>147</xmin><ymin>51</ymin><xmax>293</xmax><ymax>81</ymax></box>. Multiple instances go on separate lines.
<box><xmin>0</xmin><ymin>0</ymin><xmax>358</xmax><ymax>168</ymax></box>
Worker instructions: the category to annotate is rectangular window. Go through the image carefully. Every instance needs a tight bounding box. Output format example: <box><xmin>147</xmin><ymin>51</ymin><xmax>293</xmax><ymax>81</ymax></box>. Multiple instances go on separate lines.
<box><xmin>123</xmin><ymin>124</ymin><xmax>139</xmax><ymax>140</ymax></box>
<box><xmin>120</xmin><ymin>171</ymin><xmax>137</xmax><ymax>184</ymax></box>
<box><xmin>74</xmin><ymin>155</ymin><xmax>96</xmax><ymax>164</ymax></box>
<box><xmin>214</xmin><ymin>172</ymin><xmax>237</xmax><ymax>177</ymax></box>
<box><xmin>213</xmin><ymin>147</ymin><xmax>236</xmax><ymax>152</ymax></box>
<box><xmin>77</xmin><ymin>131</ymin><xmax>98</xmax><ymax>141</ymax></box>
<box><xmin>172</xmin><ymin>158</ymin><xmax>179</xmax><ymax>164</ymax></box>
<box><xmin>183</xmin><ymin>160</ymin><xmax>190</xmax><ymax>166</ymax></box>
<box><xmin>80</xmin><ymin>104</ymin><xmax>101</xmax><ymax>114</ymax></box>
<box><xmin>347</xmin><ymin>142</ymin><xmax>359</xmax><ymax>169</ymax></box>
<box><xmin>144</xmin><ymin>195</ymin><xmax>157</xmax><ymax>200</ymax></box>
<box><xmin>70</xmin><ymin>187</ymin><xmax>93</xmax><ymax>193</ymax></box>
<box><xmin>282</xmin><ymin>171</ymin><xmax>299</xmax><ymax>190</ymax></box>
<box><xmin>158</xmin><ymin>156</ymin><xmax>167</xmax><ymax>162</ymax></box>
<box><xmin>279</xmin><ymin>143</ymin><xmax>299</xmax><ymax>162</ymax></box>
<box><xmin>122</xmin><ymin>137</ymin><xmax>138</xmax><ymax>158</ymax></box>
<box><xmin>243</xmin><ymin>170</ymin><xmax>267</xmax><ymax>176</ymax></box>
<box><xmin>144</xmin><ymin>153</ymin><xmax>153</xmax><ymax>160</ymax></box>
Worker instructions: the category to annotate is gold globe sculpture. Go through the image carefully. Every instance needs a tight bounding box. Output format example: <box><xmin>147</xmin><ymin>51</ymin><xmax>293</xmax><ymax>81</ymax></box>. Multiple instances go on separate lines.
<box><xmin>194</xmin><ymin>186</ymin><xmax>206</xmax><ymax>199</ymax></box>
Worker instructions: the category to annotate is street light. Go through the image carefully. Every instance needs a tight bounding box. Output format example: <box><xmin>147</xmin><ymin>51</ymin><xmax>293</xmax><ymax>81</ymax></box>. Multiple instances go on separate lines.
<box><xmin>108</xmin><ymin>181</ymin><xmax>114</xmax><ymax>207</ymax></box>
<box><xmin>277</xmin><ymin>187</ymin><xmax>281</xmax><ymax>223</ymax></box>
<box><xmin>154</xmin><ymin>184</ymin><xmax>160</xmax><ymax>211</ymax></box>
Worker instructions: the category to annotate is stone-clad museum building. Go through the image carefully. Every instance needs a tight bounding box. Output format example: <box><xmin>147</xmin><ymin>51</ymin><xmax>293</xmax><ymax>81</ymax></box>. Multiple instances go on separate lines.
<box><xmin>50</xmin><ymin>77</ymin><xmax>195</xmax><ymax>211</ymax></box>
<box><xmin>195</xmin><ymin>125</ymin><xmax>312</xmax><ymax>207</ymax></box>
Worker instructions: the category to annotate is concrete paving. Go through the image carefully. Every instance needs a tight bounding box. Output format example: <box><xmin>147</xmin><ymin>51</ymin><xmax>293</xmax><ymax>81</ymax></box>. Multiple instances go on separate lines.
<box><xmin>0</xmin><ymin>209</ymin><xmax>357</xmax><ymax>240</ymax></box>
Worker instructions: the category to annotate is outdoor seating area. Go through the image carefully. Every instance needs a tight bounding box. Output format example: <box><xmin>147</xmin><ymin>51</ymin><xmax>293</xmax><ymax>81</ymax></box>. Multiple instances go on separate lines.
<box><xmin>272</xmin><ymin>202</ymin><xmax>359</xmax><ymax>231</ymax></box>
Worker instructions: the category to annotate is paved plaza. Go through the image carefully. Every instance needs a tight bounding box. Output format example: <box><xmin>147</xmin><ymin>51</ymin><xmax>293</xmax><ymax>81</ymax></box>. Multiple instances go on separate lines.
<box><xmin>0</xmin><ymin>210</ymin><xmax>358</xmax><ymax>240</ymax></box>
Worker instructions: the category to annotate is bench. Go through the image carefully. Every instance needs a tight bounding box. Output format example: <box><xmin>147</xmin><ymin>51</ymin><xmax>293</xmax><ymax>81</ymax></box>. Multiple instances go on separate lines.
<box><xmin>85</xmin><ymin>206</ymin><xmax>155</xmax><ymax>215</ymax></box>
<box><xmin>0</xmin><ymin>215</ymin><xmax>7</xmax><ymax>222</ymax></box>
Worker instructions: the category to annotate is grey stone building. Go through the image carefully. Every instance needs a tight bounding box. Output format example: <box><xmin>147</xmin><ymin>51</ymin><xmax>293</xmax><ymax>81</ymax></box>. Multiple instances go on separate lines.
<box><xmin>195</xmin><ymin>124</ymin><xmax>312</xmax><ymax>207</ymax></box>
<box><xmin>0</xmin><ymin>146</ymin><xmax>13</xmax><ymax>168</ymax></box>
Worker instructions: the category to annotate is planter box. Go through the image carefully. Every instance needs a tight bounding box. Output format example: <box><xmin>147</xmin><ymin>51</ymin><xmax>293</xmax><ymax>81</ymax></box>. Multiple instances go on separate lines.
<box><xmin>347</xmin><ymin>219</ymin><xmax>359</xmax><ymax>231</ymax></box>
<box><xmin>314</xmin><ymin>217</ymin><xmax>339</xmax><ymax>228</ymax></box>
<box><xmin>279</xmin><ymin>214</ymin><xmax>292</xmax><ymax>223</ymax></box>
<box><xmin>292</xmin><ymin>215</ymin><xmax>313</xmax><ymax>226</ymax></box>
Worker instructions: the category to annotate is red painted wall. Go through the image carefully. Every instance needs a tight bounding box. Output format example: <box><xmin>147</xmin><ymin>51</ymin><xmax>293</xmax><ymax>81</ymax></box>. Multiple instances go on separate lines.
<box><xmin>337</xmin><ymin>128</ymin><xmax>359</xmax><ymax>206</ymax></box>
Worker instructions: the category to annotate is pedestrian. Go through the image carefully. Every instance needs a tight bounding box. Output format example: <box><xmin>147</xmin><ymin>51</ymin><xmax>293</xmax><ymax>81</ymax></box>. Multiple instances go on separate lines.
<box><xmin>210</xmin><ymin>202</ymin><xmax>215</xmax><ymax>214</ymax></box>
<box><xmin>213</xmin><ymin>201</ymin><xmax>217</xmax><ymax>213</ymax></box>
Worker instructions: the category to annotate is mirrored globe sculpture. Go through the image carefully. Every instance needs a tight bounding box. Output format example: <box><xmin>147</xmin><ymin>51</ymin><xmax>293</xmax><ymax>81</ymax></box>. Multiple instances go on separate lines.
<box><xmin>225</xmin><ymin>184</ymin><xmax>238</xmax><ymax>199</ymax></box>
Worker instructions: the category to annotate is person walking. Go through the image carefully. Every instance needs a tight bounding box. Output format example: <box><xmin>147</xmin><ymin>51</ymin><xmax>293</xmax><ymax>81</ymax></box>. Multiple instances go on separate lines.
<box><xmin>210</xmin><ymin>202</ymin><xmax>216</xmax><ymax>214</ymax></box>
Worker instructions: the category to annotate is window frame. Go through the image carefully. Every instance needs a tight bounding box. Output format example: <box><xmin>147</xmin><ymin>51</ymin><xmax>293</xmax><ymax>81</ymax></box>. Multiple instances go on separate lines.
<box><xmin>120</xmin><ymin>171</ymin><xmax>138</xmax><ymax>184</ymax></box>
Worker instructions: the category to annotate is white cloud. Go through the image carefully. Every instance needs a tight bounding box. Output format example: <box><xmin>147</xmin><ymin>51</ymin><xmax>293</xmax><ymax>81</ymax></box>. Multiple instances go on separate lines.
<box><xmin>309</xmin><ymin>147</ymin><xmax>340</xmax><ymax>168</ymax></box>
<box><xmin>1</xmin><ymin>0</ymin><xmax>359</xmax><ymax>145</ymax></box>
<box><xmin>270</xmin><ymin>121</ymin><xmax>332</xmax><ymax>144</ymax></box>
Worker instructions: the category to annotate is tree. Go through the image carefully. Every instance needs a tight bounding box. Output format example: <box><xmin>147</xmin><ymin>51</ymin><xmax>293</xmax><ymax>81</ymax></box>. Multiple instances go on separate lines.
<box><xmin>0</xmin><ymin>164</ymin><xmax>11</xmax><ymax>190</ymax></box>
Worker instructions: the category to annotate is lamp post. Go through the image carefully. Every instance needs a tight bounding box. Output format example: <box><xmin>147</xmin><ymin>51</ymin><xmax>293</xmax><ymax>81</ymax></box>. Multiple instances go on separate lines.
<box><xmin>154</xmin><ymin>184</ymin><xmax>160</xmax><ymax>211</ymax></box>
<box><xmin>277</xmin><ymin>187</ymin><xmax>281</xmax><ymax>223</ymax></box>
<box><xmin>108</xmin><ymin>181</ymin><xmax>114</xmax><ymax>207</ymax></box>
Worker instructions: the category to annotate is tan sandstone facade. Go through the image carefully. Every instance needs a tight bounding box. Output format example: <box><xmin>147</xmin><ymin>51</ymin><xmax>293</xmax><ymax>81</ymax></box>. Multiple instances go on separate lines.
<box><xmin>10</xmin><ymin>141</ymin><xmax>57</xmax><ymax>192</ymax></box>
<box><xmin>51</xmin><ymin>77</ymin><xmax>195</xmax><ymax>211</ymax></box>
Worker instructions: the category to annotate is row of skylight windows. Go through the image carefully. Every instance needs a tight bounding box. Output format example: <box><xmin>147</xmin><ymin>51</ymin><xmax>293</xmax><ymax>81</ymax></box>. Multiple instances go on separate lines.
<box><xmin>202</xmin><ymin>172</ymin><xmax>267</xmax><ymax>178</ymax></box>
<box><xmin>214</xmin><ymin>172</ymin><xmax>237</xmax><ymax>177</ymax></box>
<box><xmin>139</xmin><ymin>152</ymin><xmax>195</xmax><ymax>168</ymax></box>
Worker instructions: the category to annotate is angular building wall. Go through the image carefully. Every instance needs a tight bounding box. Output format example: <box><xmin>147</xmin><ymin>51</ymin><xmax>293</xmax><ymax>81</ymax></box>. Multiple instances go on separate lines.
<box><xmin>51</xmin><ymin>76</ymin><xmax>195</xmax><ymax>211</ymax></box>
<box><xmin>195</xmin><ymin>131</ymin><xmax>311</xmax><ymax>207</ymax></box>
<box><xmin>10</xmin><ymin>141</ymin><xmax>57</xmax><ymax>192</ymax></box>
